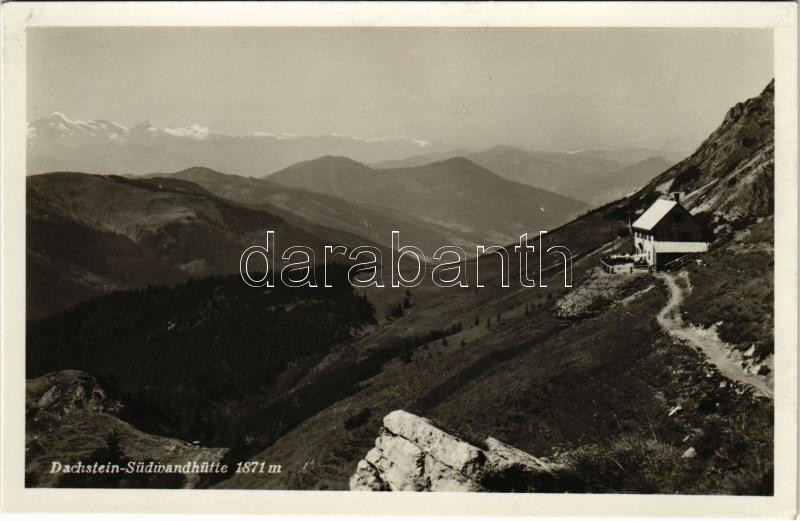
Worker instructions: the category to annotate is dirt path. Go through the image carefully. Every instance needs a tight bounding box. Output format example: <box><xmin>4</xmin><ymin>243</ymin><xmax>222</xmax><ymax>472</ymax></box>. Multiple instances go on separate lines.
<box><xmin>655</xmin><ymin>272</ymin><xmax>773</xmax><ymax>400</ymax></box>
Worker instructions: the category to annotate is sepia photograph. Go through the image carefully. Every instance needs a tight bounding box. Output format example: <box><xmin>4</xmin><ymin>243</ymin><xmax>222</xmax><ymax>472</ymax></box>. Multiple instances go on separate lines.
<box><xmin>1</xmin><ymin>2</ymin><xmax>797</xmax><ymax>517</ymax></box>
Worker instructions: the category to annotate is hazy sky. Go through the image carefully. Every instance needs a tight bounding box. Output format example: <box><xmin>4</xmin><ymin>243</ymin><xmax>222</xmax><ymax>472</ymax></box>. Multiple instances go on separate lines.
<box><xmin>28</xmin><ymin>27</ymin><xmax>773</xmax><ymax>151</ymax></box>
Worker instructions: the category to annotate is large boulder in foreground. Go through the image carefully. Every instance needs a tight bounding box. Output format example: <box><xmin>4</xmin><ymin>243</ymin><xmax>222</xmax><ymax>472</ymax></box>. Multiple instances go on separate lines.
<box><xmin>349</xmin><ymin>410</ymin><xmax>561</xmax><ymax>492</ymax></box>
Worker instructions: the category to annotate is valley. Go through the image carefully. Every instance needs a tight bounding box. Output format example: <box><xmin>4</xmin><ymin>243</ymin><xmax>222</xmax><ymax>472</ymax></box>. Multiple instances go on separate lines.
<box><xmin>24</xmin><ymin>80</ymin><xmax>775</xmax><ymax>495</ymax></box>
<box><xmin>268</xmin><ymin>156</ymin><xmax>590</xmax><ymax>246</ymax></box>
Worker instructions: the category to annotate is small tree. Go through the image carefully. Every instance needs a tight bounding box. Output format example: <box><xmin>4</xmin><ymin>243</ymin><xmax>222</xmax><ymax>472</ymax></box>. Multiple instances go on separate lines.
<box><xmin>388</xmin><ymin>303</ymin><xmax>404</xmax><ymax>318</ymax></box>
<box><xmin>58</xmin><ymin>431</ymin><xmax>184</xmax><ymax>488</ymax></box>
<box><xmin>57</xmin><ymin>431</ymin><xmax>129</xmax><ymax>488</ymax></box>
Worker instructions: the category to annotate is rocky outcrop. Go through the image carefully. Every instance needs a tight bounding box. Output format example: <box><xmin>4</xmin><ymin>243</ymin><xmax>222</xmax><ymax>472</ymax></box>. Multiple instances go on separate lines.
<box><xmin>29</xmin><ymin>369</ymin><xmax>125</xmax><ymax>417</ymax></box>
<box><xmin>638</xmin><ymin>79</ymin><xmax>774</xmax><ymax>225</ymax></box>
<box><xmin>26</xmin><ymin>370</ymin><xmax>226</xmax><ymax>488</ymax></box>
<box><xmin>554</xmin><ymin>267</ymin><xmax>646</xmax><ymax>319</ymax></box>
<box><xmin>349</xmin><ymin>410</ymin><xmax>561</xmax><ymax>492</ymax></box>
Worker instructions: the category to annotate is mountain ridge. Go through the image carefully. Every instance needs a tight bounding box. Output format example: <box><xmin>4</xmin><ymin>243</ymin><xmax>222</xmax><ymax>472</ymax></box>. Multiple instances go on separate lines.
<box><xmin>26</xmin><ymin>171</ymin><xmax>386</xmax><ymax>318</ymax></box>
<box><xmin>153</xmin><ymin>165</ymin><xmax>471</xmax><ymax>255</ymax></box>
<box><xmin>560</xmin><ymin>155</ymin><xmax>676</xmax><ymax>205</ymax></box>
<box><xmin>630</xmin><ymin>79</ymin><xmax>774</xmax><ymax>224</ymax></box>
<box><xmin>372</xmin><ymin>145</ymin><xmax>686</xmax><ymax>205</ymax></box>
<box><xmin>268</xmin><ymin>155</ymin><xmax>590</xmax><ymax>245</ymax></box>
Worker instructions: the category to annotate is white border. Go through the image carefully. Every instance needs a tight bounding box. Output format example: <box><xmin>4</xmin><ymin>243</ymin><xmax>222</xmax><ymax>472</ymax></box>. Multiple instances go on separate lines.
<box><xmin>1</xmin><ymin>2</ymin><xmax>797</xmax><ymax>517</ymax></box>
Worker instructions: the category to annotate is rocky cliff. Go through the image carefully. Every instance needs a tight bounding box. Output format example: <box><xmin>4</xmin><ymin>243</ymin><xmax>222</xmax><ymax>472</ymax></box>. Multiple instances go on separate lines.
<box><xmin>349</xmin><ymin>410</ymin><xmax>562</xmax><ymax>492</ymax></box>
<box><xmin>639</xmin><ymin>80</ymin><xmax>774</xmax><ymax>224</ymax></box>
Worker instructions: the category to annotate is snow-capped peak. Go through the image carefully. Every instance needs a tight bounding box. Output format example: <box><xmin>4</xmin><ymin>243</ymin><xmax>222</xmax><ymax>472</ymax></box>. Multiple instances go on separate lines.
<box><xmin>245</xmin><ymin>131</ymin><xmax>296</xmax><ymax>140</ymax></box>
<box><xmin>47</xmin><ymin>111</ymin><xmax>72</xmax><ymax>121</ymax></box>
<box><xmin>131</xmin><ymin>120</ymin><xmax>157</xmax><ymax>131</ymax></box>
<box><xmin>163</xmin><ymin>124</ymin><xmax>210</xmax><ymax>140</ymax></box>
<box><xmin>327</xmin><ymin>132</ymin><xmax>431</xmax><ymax>147</ymax></box>
<box><xmin>28</xmin><ymin>112</ymin><xmax>435</xmax><ymax>149</ymax></box>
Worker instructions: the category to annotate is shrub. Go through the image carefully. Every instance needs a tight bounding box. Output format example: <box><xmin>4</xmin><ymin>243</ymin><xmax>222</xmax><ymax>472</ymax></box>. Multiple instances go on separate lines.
<box><xmin>564</xmin><ymin>435</ymin><xmax>690</xmax><ymax>494</ymax></box>
<box><xmin>344</xmin><ymin>407</ymin><xmax>372</xmax><ymax>431</ymax></box>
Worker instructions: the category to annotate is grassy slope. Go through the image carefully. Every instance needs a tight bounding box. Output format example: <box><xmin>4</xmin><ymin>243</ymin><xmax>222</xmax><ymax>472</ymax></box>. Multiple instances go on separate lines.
<box><xmin>216</xmin><ymin>200</ymin><xmax>772</xmax><ymax>494</ymax></box>
<box><xmin>682</xmin><ymin>217</ymin><xmax>774</xmax><ymax>362</ymax></box>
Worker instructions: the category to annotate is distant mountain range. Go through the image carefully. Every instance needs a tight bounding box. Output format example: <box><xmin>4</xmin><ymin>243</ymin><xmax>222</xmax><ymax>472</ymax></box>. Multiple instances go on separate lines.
<box><xmin>27</xmin><ymin>112</ymin><xmax>455</xmax><ymax>177</ymax></box>
<box><xmin>465</xmin><ymin>145</ymin><xmax>684</xmax><ymax>202</ymax></box>
<box><xmin>372</xmin><ymin>145</ymin><xmax>684</xmax><ymax>204</ymax></box>
<box><xmin>268</xmin><ymin>156</ymin><xmax>589</xmax><ymax>245</ymax></box>
<box><xmin>28</xmin><ymin>112</ymin><xmax>688</xmax><ymax>208</ymax></box>
<box><xmin>561</xmin><ymin>156</ymin><xmax>676</xmax><ymax>205</ymax></box>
